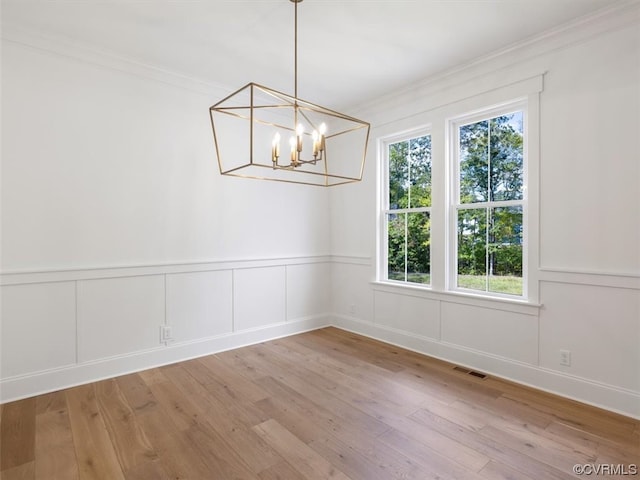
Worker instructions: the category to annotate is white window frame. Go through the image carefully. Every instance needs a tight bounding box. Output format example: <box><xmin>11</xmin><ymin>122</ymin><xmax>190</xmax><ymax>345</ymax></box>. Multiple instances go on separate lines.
<box><xmin>378</xmin><ymin>127</ymin><xmax>432</xmax><ymax>287</ymax></box>
<box><xmin>375</xmin><ymin>77</ymin><xmax>541</xmax><ymax>306</ymax></box>
<box><xmin>447</xmin><ymin>99</ymin><xmax>530</xmax><ymax>301</ymax></box>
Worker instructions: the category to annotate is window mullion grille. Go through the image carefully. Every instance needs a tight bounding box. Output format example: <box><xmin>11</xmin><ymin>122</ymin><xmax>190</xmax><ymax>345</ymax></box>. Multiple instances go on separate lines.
<box><xmin>457</xmin><ymin>199</ymin><xmax>522</xmax><ymax>210</ymax></box>
<box><xmin>384</xmin><ymin>144</ymin><xmax>389</xmax><ymax>282</ymax></box>
<box><xmin>485</xmin><ymin>207</ymin><xmax>490</xmax><ymax>292</ymax></box>
<box><xmin>486</xmin><ymin>120</ymin><xmax>491</xmax><ymax>293</ymax></box>
<box><xmin>487</xmin><ymin>118</ymin><xmax>492</xmax><ymax>203</ymax></box>
<box><xmin>407</xmin><ymin>140</ymin><xmax>411</xmax><ymax>209</ymax></box>
<box><xmin>404</xmin><ymin>212</ymin><xmax>408</xmax><ymax>282</ymax></box>
<box><xmin>385</xmin><ymin>207</ymin><xmax>431</xmax><ymax>215</ymax></box>
<box><xmin>454</xmin><ymin>127</ymin><xmax>460</xmax><ymax>291</ymax></box>
<box><xmin>405</xmin><ymin>140</ymin><xmax>410</xmax><ymax>283</ymax></box>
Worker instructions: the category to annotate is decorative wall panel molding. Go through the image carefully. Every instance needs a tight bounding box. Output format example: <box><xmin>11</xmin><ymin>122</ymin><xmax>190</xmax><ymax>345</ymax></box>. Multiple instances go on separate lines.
<box><xmin>0</xmin><ymin>257</ymin><xmax>332</xmax><ymax>403</ymax></box>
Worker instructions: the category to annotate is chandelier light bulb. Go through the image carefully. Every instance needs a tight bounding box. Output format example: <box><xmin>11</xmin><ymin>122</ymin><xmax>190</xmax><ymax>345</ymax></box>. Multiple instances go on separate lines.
<box><xmin>296</xmin><ymin>123</ymin><xmax>304</xmax><ymax>152</ymax></box>
<box><xmin>319</xmin><ymin>122</ymin><xmax>327</xmax><ymax>152</ymax></box>
<box><xmin>312</xmin><ymin>130</ymin><xmax>320</xmax><ymax>157</ymax></box>
<box><xmin>289</xmin><ymin>136</ymin><xmax>297</xmax><ymax>162</ymax></box>
<box><xmin>272</xmin><ymin>132</ymin><xmax>281</xmax><ymax>162</ymax></box>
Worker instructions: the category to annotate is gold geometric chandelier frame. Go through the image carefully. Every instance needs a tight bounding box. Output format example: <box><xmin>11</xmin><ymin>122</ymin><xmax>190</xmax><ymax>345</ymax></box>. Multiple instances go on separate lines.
<box><xmin>209</xmin><ymin>0</ymin><xmax>370</xmax><ymax>187</ymax></box>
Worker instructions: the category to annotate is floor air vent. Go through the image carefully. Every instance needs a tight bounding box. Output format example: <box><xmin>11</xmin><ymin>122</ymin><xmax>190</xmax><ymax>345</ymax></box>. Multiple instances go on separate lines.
<box><xmin>453</xmin><ymin>365</ymin><xmax>487</xmax><ymax>379</ymax></box>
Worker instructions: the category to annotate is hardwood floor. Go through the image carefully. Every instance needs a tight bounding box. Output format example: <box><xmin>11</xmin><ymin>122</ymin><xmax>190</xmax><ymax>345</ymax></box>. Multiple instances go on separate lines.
<box><xmin>1</xmin><ymin>327</ymin><xmax>638</xmax><ymax>479</ymax></box>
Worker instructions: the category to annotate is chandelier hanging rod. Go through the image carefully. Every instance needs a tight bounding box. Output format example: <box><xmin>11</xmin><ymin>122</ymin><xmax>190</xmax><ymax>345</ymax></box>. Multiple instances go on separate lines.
<box><xmin>293</xmin><ymin>0</ymin><xmax>301</xmax><ymax>100</ymax></box>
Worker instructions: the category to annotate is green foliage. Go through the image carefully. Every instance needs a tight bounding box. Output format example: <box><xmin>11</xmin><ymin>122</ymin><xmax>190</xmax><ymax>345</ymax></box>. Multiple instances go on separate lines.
<box><xmin>386</xmin><ymin>114</ymin><xmax>524</xmax><ymax>295</ymax></box>
<box><xmin>406</xmin><ymin>212</ymin><xmax>430</xmax><ymax>279</ymax></box>
<box><xmin>387</xmin><ymin>135</ymin><xmax>431</xmax><ymax>284</ymax></box>
<box><xmin>459</xmin><ymin>114</ymin><xmax>523</xmax><ymax>203</ymax></box>
<box><xmin>389</xmin><ymin>136</ymin><xmax>432</xmax><ymax>209</ymax></box>
<box><xmin>387</xmin><ymin>214</ymin><xmax>406</xmax><ymax>278</ymax></box>
<box><xmin>457</xmin><ymin>113</ymin><xmax>524</xmax><ymax>294</ymax></box>
<box><xmin>458</xmin><ymin>275</ymin><xmax>522</xmax><ymax>295</ymax></box>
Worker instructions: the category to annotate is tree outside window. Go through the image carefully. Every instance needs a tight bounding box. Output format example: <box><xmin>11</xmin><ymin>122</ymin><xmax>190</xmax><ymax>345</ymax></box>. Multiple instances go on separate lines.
<box><xmin>456</xmin><ymin>112</ymin><xmax>524</xmax><ymax>296</ymax></box>
<box><xmin>385</xmin><ymin>134</ymin><xmax>431</xmax><ymax>284</ymax></box>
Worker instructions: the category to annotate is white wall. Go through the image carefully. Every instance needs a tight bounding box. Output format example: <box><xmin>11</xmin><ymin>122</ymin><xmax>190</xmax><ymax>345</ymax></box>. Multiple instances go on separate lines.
<box><xmin>330</xmin><ymin>6</ymin><xmax>640</xmax><ymax>418</ymax></box>
<box><xmin>1</xmin><ymin>41</ymin><xmax>331</xmax><ymax>270</ymax></box>
<box><xmin>0</xmin><ymin>35</ymin><xmax>332</xmax><ymax>401</ymax></box>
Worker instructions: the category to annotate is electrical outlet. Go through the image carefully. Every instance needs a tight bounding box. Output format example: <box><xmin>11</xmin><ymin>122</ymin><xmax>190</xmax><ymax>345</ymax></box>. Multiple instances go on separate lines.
<box><xmin>559</xmin><ymin>349</ymin><xmax>571</xmax><ymax>366</ymax></box>
<box><xmin>160</xmin><ymin>325</ymin><xmax>173</xmax><ymax>343</ymax></box>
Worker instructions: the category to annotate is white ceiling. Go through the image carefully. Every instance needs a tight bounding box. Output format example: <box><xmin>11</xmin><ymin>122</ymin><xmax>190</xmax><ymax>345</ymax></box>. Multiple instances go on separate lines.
<box><xmin>1</xmin><ymin>0</ymin><xmax>623</xmax><ymax>109</ymax></box>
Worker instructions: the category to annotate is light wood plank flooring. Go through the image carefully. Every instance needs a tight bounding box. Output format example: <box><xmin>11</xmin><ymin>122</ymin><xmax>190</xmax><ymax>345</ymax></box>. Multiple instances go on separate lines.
<box><xmin>1</xmin><ymin>327</ymin><xmax>638</xmax><ymax>479</ymax></box>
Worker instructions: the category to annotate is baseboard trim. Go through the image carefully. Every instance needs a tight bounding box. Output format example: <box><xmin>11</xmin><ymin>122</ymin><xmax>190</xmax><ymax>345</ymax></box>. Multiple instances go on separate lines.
<box><xmin>331</xmin><ymin>314</ymin><xmax>640</xmax><ymax>420</ymax></box>
<box><xmin>0</xmin><ymin>315</ymin><xmax>330</xmax><ymax>404</ymax></box>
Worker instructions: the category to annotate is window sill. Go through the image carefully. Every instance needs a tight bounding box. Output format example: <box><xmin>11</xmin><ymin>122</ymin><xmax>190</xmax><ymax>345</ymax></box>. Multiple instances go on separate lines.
<box><xmin>370</xmin><ymin>280</ymin><xmax>541</xmax><ymax>316</ymax></box>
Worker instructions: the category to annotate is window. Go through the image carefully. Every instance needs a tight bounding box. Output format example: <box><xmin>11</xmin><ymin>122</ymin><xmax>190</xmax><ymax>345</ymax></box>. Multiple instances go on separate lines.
<box><xmin>378</xmin><ymin>92</ymin><xmax>537</xmax><ymax>302</ymax></box>
<box><xmin>382</xmin><ymin>132</ymin><xmax>432</xmax><ymax>285</ymax></box>
<box><xmin>451</xmin><ymin>104</ymin><xmax>526</xmax><ymax>298</ymax></box>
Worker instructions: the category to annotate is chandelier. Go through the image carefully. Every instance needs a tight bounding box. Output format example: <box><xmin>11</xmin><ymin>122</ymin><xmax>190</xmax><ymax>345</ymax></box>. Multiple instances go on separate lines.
<box><xmin>209</xmin><ymin>0</ymin><xmax>370</xmax><ymax>187</ymax></box>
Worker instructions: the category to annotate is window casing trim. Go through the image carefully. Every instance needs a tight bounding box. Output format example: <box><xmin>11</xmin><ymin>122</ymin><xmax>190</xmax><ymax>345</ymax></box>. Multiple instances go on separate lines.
<box><xmin>447</xmin><ymin>99</ymin><xmax>529</xmax><ymax>300</ymax></box>
<box><xmin>378</xmin><ymin>126</ymin><xmax>433</xmax><ymax>286</ymax></box>
<box><xmin>376</xmin><ymin>85</ymin><xmax>541</xmax><ymax>305</ymax></box>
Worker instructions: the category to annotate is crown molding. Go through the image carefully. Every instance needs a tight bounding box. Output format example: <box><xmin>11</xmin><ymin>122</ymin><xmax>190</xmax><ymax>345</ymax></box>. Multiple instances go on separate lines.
<box><xmin>351</xmin><ymin>0</ymin><xmax>640</xmax><ymax>120</ymax></box>
<box><xmin>2</xmin><ymin>1</ymin><xmax>638</xmax><ymax>114</ymax></box>
<box><xmin>1</xmin><ymin>24</ymin><xmax>231</xmax><ymax>99</ymax></box>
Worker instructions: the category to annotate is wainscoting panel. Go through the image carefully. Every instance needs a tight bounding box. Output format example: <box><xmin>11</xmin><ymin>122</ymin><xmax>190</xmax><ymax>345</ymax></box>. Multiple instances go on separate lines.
<box><xmin>0</xmin><ymin>281</ymin><xmax>77</xmax><ymax>378</ymax></box>
<box><xmin>331</xmin><ymin>261</ymin><xmax>374</xmax><ymax>322</ymax></box>
<box><xmin>0</xmin><ymin>256</ymin><xmax>332</xmax><ymax>403</ymax></box>
<box><xmin>77</xmin><ymin>275</ymin><xmax>166</xmax><ymax>362</ymax></box>
<box><xmin>166</xmin><ymin>270</ymin><xmax>233</xmax><ymax>343</ymax></box>
<box><xmin>539</xmin><ymin>280</ymin><xmax>640</xmax><ymax>392</ymax></box>
<box><xmin>233</xmin><ymin>266</ymin><xmax>287</xmax><ymax>331</ymax></box>
<box><xmin>374</xmin><ymin>290</ymin><xmax>440</xmax><ymax>340</ymax></box>
<box><xmin>441</xmin><ymin>301</ymin><xmax>539</xmax><ymax>365</ymax></box>
<box><xmin>286</xmin><ymin>262</ymin><xmax>330</xmax><ymax>321</ymax></box>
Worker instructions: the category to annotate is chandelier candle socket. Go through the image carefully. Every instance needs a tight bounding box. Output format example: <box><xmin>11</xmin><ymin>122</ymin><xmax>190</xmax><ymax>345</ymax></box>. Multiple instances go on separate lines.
<box><xmin>209</xmin><ymin>0</ymin><xmax>370</xmax><ymax>186</ymax></box>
